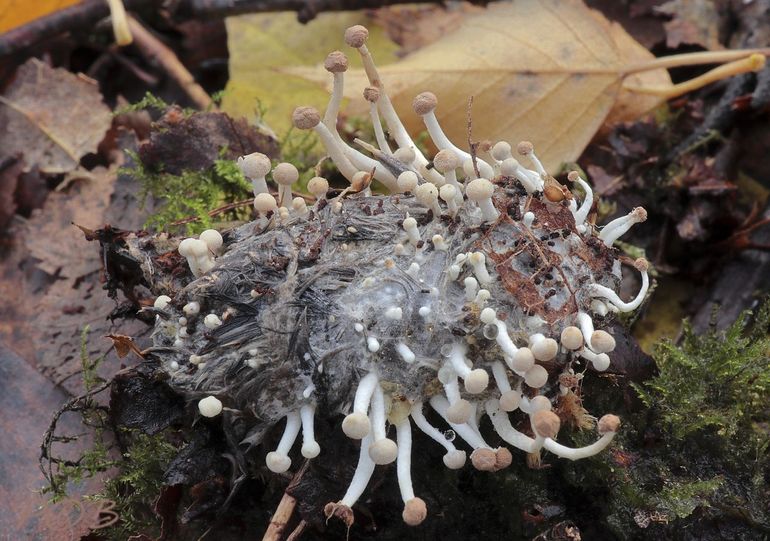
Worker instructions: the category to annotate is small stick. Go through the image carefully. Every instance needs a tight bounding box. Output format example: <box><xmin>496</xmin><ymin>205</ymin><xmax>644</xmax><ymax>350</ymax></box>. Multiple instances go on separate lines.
<box><xmin>261</xmin><ymin>461</ymin><xmax>309</xmax><ymax>541</ymax></box>
<box><xmin>466</xmin><ymin>96</ymin><xmax>481</xmax><ymax>179</ymax></box>
<box><xmin>125</xmin><ymin>15</ymin><xmax>213</xmax><ymax>110</ymax></box>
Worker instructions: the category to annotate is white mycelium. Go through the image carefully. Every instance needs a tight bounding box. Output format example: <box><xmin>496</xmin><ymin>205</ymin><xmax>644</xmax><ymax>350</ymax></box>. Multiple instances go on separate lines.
<box><xmin>141</xmin><ymin>25</ymin><xmax>650</xmax><ymax>529</ymax></box>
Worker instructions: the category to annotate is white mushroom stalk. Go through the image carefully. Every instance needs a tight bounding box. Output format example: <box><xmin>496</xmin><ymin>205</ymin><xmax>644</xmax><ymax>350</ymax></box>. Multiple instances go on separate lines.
<box><xmin>589</xmin><ymin>258</ymin><xmax>650</xmax><ymax>312</ymax></box>
<box><xmin>409</xmin><ymin>402</ymin><xmax>466</xmax><ymax>469</ymax></box>
<box><xmin>343</xmin><ymin>25</ymin><xmax>445</xmax><ymax>186</ymax></box>
<box><xmin>567</xmin><ymin>171</ymin><xmax>594</xmax><ymax>227</ymax></box>
<box><xmin>395</xmin><ymin>418</ymin><xmax>428</xmax><ymax>526</ymax></box>
<box><xmin>342</xmin><ymin>371</ymin><xmax>379</xmax><ymax>439</ymax></box>
<box><xmin>500</xmin><ymin>157</ymin><xmax>541</xmax><ymax>193</ymax></box>
<box><xmin>448</xmin><ymin>344</ymin><xmax>489</xmax><ymax>394</ymax></box>
<box><xmin>332</xmin><ymin>431</ymin><xmax>376</xmax><ymax>509</ymax></box>
<box><xmin>300</xmin><ymin>404</ymin><xmax>321</xmax><ymax>458</ymax></box>
<box><xmin>368</xmin><ymin>384</ymin><xmax>398</xmax><ymax>464</ymax></box>
<box><xmin>599</xmin><ymin>207</ymin><xmax>648</xmax><ymax>247</ymax></box>
<box><xmin>516</xmin><ymin>140</ymin><xmax>547</xmax><ymax>177</ymax></box>
<box><xmin>363</xmin><ymin>86</ymin><xmax>391</xmax><ymax>154</ymax></box>
<box><xmin>265</xmin><ymin>411</ymin><xmax>302</xmax><ymax>473</ymax></box>
<box><xmin>292</xmin><ymin>106</ymin><xmax>358</xmax><ymax>182</ymax></box>
<box><xmin>237</xmin><ymin>152</ymin><xmax>271</xmax><ymax>196</ymax></box>
<box><xmin>542</xmin><ymin>414</ymin><xmax>621</xmax><ymax>460</ymax></box>
<box><xmin>412</xmin><ymin>91</ymin><xmax>495</xmax><ymax>179</ymax></box>
<box><xmin>322</xmin><ymin>50</ymin><xmax>348</xmax><ymax>134</ymax></box>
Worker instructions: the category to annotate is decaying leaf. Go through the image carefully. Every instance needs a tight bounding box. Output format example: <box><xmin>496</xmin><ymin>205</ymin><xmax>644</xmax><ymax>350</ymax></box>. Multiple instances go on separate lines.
<box><xmin>106</xmin><ymin>334</ymin><xmax>144</xmax><ymax>359</ymax></box>
<box><xmin>657</xmin><ymin>0</ymin><xmax>724</xmax><ymax>50</ymax></box>
<box><xmin>0</xmin><ymin>59</ymin><xmax>112</xmax><ymax>174</ymax></box>
<box><xmin>222</xmin><ymin>10</ymin><xmax>401</xmax><ymax>141</ymax></box>
<box><xmin>0</xmin><ymin>0</ymin><xmax>80</xmax><ymax>33</ymax></box>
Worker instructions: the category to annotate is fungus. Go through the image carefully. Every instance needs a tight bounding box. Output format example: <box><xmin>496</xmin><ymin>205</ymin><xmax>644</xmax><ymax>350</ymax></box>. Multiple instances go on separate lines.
<box><xmin>363</xmin><ymin>86</ymin><xmax>391</xmax><ymax>154</ymax></box>
<box><xmin>307</xmin><ymin>176</ymin><xmax>329</xmax><ymax>201</ymax></box>
<box><xmin>590</xmin><ymin>258</ymin><xmax>650</xmax><ymax>312</ymax></box>
<box><xmin>293</xmin><ymin>106</ymin><xmax>358</xmax><ymax>181</ymax></box>
<box><xmin>237</xmin><ymin>152</ymin><xmax>271</xmax><ymax>196</ymax></box>
<box><xmin>266</xmin><ymin>411</ymin><xmax>301</xmax><ymax>473</ymax></box>
<box><xmin>402</xmin><ymin>216</ymin><xmax>421</xmax><ymax>246</ymax></box>
<box><xmin>368</xmin><ymin>385</ymin><xmax>398</xmax><ymax>464</ymax></box>
<box><xmin>397</xmin><ymin>171</ymin><xmax>419</xmax><ymax>194</ymax></box>
<box><xmin>599</xmin><ymin>207</ymin><xmax>648</xmax><ymax>247</ymax></box>
<box><xmin>254</xmin><ymin>192</ymin><xmax>278</xmax><ymax>225</ymax></box>
<box><xmin>273</xmin><ymin>162</ymin><xmax>299</xmax><ymax>207</ymax></box>
<box><xmin>468</xmin><ymin>251</ymin><xmax>493</xmax><ymax>285</ymax></box>
<box><xmin>448</xmin><ymin>344</ymin><xmax>489</xmax><ymax>394</ymax></box>
<box><xmin>342</xmin><ymin>371</ymin><xmax>378</xmax><ymax>439</ymax></box>
<box><xmin>198</xmin><ymin>395</ymin><xmax>222</xmax><ymax>417</ymax></box>
<box><xmin>466</xmin><ymin>178</ymin><xmax>499</xmax><ymax>223</ymax></box>
<box><xmin>153</xmin><ymin>295</ymin><xmax>171</xmax><ymax>310</ymax></box>
<box><xmin>439</xmin><ymin>184</ymin><xmax>459</xmax><ymax>216</ymax></box>
<box><xmin>415</xmin><ymin>182</ymin><xmax>441</xmax><ymax>217</ymax></box>
<box><xmin>412</xmin><ymin>91</ymin><xmax>494</xmax><ymax>179</ymax></box>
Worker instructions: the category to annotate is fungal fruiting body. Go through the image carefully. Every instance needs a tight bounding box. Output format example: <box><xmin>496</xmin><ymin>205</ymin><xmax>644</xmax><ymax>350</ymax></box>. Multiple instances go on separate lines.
<box><xmin>144</xmin><ymin>26</ymin><xmax>650</xmax><ymax>528</ymax></box>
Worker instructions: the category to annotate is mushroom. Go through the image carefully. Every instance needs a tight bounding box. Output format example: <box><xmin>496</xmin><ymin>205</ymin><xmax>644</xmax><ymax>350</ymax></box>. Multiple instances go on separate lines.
<box><xmin>272</xmin><ymin>162</ymin><xmax>299</xmax><ymax>207</ymax></box>
<box><xmin>410</xmin><ymin>402</ymin><xmax>466</xmax><ymax>469</ymax></box>
<box><xmin>237</xmin><ymin>152</ymin><xmax>271</xmax><ymax>196</ymax></box>
<box><xmin>341</xmin><ymin>371</ymin><xmax>379</xmax><ymax>439</ymax></box>
<box><xmin>599</xmin><ymin>207</ymin><xmax>648</xmax><ymax>247</ymax></box>
<box><xmin>266</xmin><ymin>411</ymin><xmax>302</xmax><ymax>473</ymax></box>
<box><xmin>198</xmin><ymin>395</ymin><xmax>222</xmax><ymax>417</ymax></box>
<box><xmin>466</xmin><ymin>178</ymin><xmax>499</xmax><ymax>223</ymax></box>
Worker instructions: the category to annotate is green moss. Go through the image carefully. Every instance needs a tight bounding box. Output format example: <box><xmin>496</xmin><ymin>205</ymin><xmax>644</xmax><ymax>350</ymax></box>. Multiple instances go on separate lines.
<box><xmin>124</xmin><ymin>148</ymin><xmax>253</xmax><ymax>235</ymax></box>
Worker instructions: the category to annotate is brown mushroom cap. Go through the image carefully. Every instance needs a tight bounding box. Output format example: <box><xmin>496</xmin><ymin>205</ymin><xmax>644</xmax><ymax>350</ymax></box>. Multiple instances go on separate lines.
<box><xmin>567</xmin><ymin>170</ymin><xmax>580</xmax><ymax>183</ymax></box>
<box><xmin>344</xmin><ymin>25</ymin><xmax>369</xmax><ymax>48</ymax></box>
<box><xmin>402</xmin><ymin>497</ymin><xmax>427</xmax><ymax>526</ymax></box>
<box><xmin>324</xmin><ymin>50</ymin><xmax>349</xmax><ymax>73</ymax></box>
<box><xmin>517</xmin><ymin>141</ymin><xmax>534</xmax><ymax>156</ymax></box>
<box><xmin>433</xmin><ymin>149</ymin><xmax>461</xmax><ymax>173</ymax></box>
<box><xmin>412</xmin><ymin>91</ymin><xmax>438</xmax><ymax>115</ymax></box>
<box><xmin>494</xmin><ymin>447</ymin><xmax>513</xmax><ymax>470</ymax></box>
<box><xmin>363</xmin><ymin>86</ymin><xmax>380</xmax><ymax>102</ymax></box>
<box><xmin>470</xmin><ymin>448</ymin><xmax>497</xmax><ymax>471</ymax></box>
<box><xmin>532</xmin><ymin>410</ymin><xmax>561</xmax><ymax>439</ymax></box>
<box><xmin>634</xmin><ymin>257</ymin><xmax>650</xmax><ymax>272</ymax></box>
<box><xmin>598</xmin><ymin>414</ymin><xmax>621</xmax><ymax>434</ymax></box>
<box><xmin>292</xmin><ymin>106</ymin><xmax>320</xmax><ymax>129</ymax></box>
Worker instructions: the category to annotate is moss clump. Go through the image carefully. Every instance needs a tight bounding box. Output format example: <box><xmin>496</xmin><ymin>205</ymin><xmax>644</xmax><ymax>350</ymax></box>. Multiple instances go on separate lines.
<box><xmin>559</xmin><ymin>301</ymin><xmax>770</xmax><ymax>539</ymax></box>
<box><xmin>125</xmin><ymin>149</ymin><xmax>253</xmax><ymax>235</ymax></box>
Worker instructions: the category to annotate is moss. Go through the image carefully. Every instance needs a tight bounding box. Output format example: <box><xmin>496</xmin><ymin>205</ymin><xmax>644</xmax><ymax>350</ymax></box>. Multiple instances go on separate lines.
<box><xmin>124</xmin><ymin>148</ymin><xmax>254</xmax><ymax>235</ymax></box>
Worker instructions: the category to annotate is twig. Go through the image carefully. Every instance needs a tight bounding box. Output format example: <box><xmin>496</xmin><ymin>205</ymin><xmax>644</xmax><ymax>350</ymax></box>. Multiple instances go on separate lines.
<box><xmin>285</xmin><ymin>520</ymin><xmax>307</xmax><ymax>541</ymax></box>
<box><xmin>466</xmin><ymin>95</ymin><xmax>481</xmax><ymax>178</ymax></box>
<box><xmin>126</xmin><ymin>15</ymin><xmax>213</xmax><ymax>110</ymax></box>
<box><xmin>261</xmin><ymin>461</ymin><xmax>309</xmax><ymax>541</ymax></box>
<box><xmin>0</xmin><ymin>0</ymin><xmax>491</xmax><ymax>59</ymax></box>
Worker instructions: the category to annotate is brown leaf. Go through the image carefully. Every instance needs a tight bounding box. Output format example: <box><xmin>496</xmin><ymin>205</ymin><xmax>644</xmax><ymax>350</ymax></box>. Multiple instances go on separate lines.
<box><xmin>0</xmin><ymin>155</ymin><xmax>23</xmax><ymax>231</ymax></box>
<box><xmin>106</xmin><ymin>333</ymin><xmax>144</xmax><ymax>359</ymax></box>
<box><xmin>0</xmin><ymin>59</ymin><xmax>112</xmax><ymax>174</ymax></box>
<box><xmin>289</xmin><ymin>0</ymin><xmax>673</xmax><ymax>171</ymax></box>
<box><xmin>657</xmin><ymin>0</ymin><xmax>724</xmax><ymax>50</ymax></box>
<box><xmin>138</xmin><ymin>106</ymin><xmax>279</xmax><ymax>175</ymax></box>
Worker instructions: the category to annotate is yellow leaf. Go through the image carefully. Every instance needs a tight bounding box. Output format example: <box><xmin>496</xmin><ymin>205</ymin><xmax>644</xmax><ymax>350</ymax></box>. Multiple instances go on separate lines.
<box><xmin>0</xmin><ymin>0</ymin><xmax>82</xmax><ymax>34</ymax></box>
<box><xmin>222</xmin><ymin>11</ymin><xmax>401</xmax><ymax>140</ymax></box>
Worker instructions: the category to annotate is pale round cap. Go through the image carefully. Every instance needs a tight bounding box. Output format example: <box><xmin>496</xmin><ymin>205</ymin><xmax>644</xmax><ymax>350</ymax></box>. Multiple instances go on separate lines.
<box><xmin>198</xmin><ymin>395</ymin><xmax>222</xmax><ymax>417</ymax></box>
<box><xmin>402</xmin><ymin>497</ymin><xmax>427</xmax><ymax>526</ymax></box>
<box><xmin>590</xmin><ymin>330</ymin><xmax>616</xmax><ymax>353</ymax></box>
<box><xmin>292</xmin><ymin>106</ymin><xmax>320</xmax><ymax>129</ymax></box>
<box><xmin>443</xmin><ymin>450</ymin><xmax>466</xmax><ymax>469</ymax></box>
<box><xmin>500</xmin><ymin>158</ymin><xmax>520</xmax><ymax>177</ymax></box>
<box><xmin>598</xmin><ymin>414</ymin><xmax>621</xmax><ymax>434</ymax></box>
<box><xmin>433</xmin><ymin>149</ymin><xmax>461</xmax><ymax>173</ymax></box>
<box><xmin>531</xmin><ymin>337</ymin><xmax>558</xmax><ymax>361</ymax></box>
<box><xmin>439</xmin><ymin>184</ymin><xmax>457</xmax><ymax>202</ymax></box>
<box><xmin>470</xmin><ymin>448</ymin><xmax>496</xmax><ymax>471</ymax></box>
<box><xmin>499</xmin><ymin>390</ymin><xmax>521</xmax><ymax>412</ymax></box>
<box><xmin>446</xmin><ymin>399</ymin><xmax>472</xmax><ymax>424</ymax></box>
<box><xmin>266</xmin><ymin>451</ymin><xmax>291</xmax><ymax>473</ymax></box>
<box><xmin>238</xmin><ymin>152</ymin><xmax>271</xmax><ymax>179</ymax></box>
<box><xmin>344</xmin><ymin>25</ymin><xmax>369</xmax><ymax>48</ymax></box>
<box><xmin>464</xmin><ymin>368</ymin><xmax>489</xmax><ymax>394</ymax></box>
<box><xmin>560</xmin><ymin>326</ymin><xmax>583</xmax><ymax>350</ymax></box>
<box><xmin>532</xmin><ymin>410</ymin><xmax>560</xmax><ymax>439</ymax></box>
<box><xmin>254</xmin><ymin>193</ymin><xmax>278</xmax><ymax>212</ymax></box>
<box><xmin>324</xmin><ymin>50</ymin><xmax>348</xmax><ymax>73</ymax></box>
<box><xmin>491</xmin><ymin>141</ymin><xmax>512</xmax><ymax>162</ymax></box>
<box><xmin>342</xmin><ymin>412</ymin><xmax>370</xmax><ymax>439</ymax></box>
<box><xmin>415</xmin><ymin>183</ymin><xmax>438</xmax><ymax>205</ymax></box>
<box><xmin>465</xmin><ymin>178</ymin><xmax>495</xmax><ymax>201</ymax></box>
<box><xmin>524</xmin><ymin>364</ymin><xmax>549</xmax><ymax>388</ymax></box>
<box><xmin>307</xmin><ymin>176</ymin><xmax>329</xmax><ymax>198</ymax></box>
<box><xmin>369</xmin><ymin>438</ymin><xmax>398</xmax><ymax>465</ymax></box>
<box><xmin>199</xmin><ymin>229</ymin><xmax>223</xmax><ymax>252</ymax></box>
<box><xmin>529</xmin><ymin>395</ymin><xmax>552</xmax><ymax>412</ymax></box>
<box><xmin>511</xmin><ymin>347</ymin><xmax>534</xmax><ymax>373</ymax></box>
<box><xmin>393</xmin><ymin>146</ymin><xmax>416</xmax><ymax>164</ymax></box>
<box><xmin>153</xmin><ymin>295</ymin><xmax>171</xmax><ymax>310</ymax></box>
<box><xmin>517</xmin><ymin>141</ymin><xmax>534</xmax><ymax>156</ymax></box>
<box><xmin>301</xmin><ymin>441</ymin><xmax>321</xmax><ymax>459</ymax></box>
<box><xmin>397</xmin><ymin>171</ymin><xmax>419</xmax><ymax>193</ymax></box>
<box><xmin>273</xmin><ymin>162</ymin><xmax>299</xmax><ymax>186</ymax></box>
<box><xmin>412</xmin><ymin>91</ymin><xmax>438</xmax><ymax>115</ymax></box>
<box><xmin>495</xmin><ymin>447</ymin><xmax>513</xmax><ymax>470</ymax></box>
<box><xmin>591</xmin><ymin>353</ymin><xmax>611</xmax><ymax>372</ymax></box>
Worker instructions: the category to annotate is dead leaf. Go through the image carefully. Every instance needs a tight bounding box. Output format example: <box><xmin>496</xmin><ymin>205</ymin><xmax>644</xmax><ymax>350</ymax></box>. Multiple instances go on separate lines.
<box><xmin>0</xmin><ymin>59</ymin><xmax>112</xmax><ymax>174</ymax></box>
<box><xmin>0</xmin><ymin>0</ymin><xmax>80</xmax><ymax>33</ymax></box>
<box><xmin>106</xmin><ymin>334</ymin><xmax>144</xmax><ymax>359</ymax></box>
<box><xmin>138</xmin><ymin>106</ymin><xmax>280</xmax><ymax>175</ymax></box>
<box><xmin>222</xmin><ymin>10</ymin><xmax>402</xmax><ymax>141</ymax></box>
<box><xmin>0</xmin><ymin>155</ymin><xmax>23</xmax><ymax>231</ymax></box>
<box><xmin>657</xmin><ymin>0</ymin><xmax>724</xmax><ymax>50</ymax></box>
